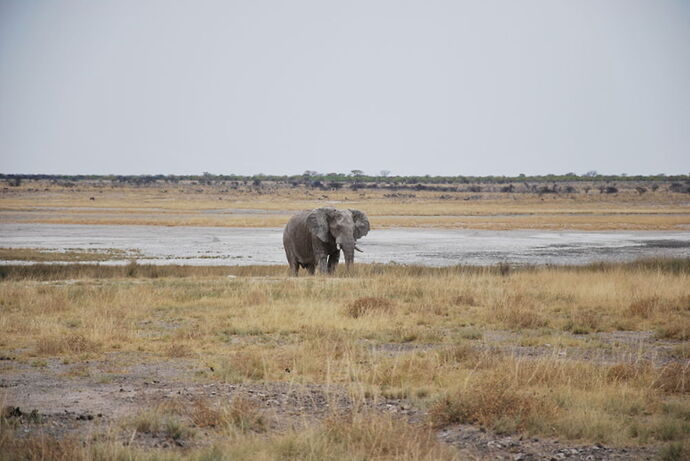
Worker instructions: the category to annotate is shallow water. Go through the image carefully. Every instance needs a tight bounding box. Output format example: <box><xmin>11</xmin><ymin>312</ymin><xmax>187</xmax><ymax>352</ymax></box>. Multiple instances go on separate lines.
<box><xmin>1</xmin><ymin>223</ymin><xmax>689</xmax><ymax>266</ymax></box>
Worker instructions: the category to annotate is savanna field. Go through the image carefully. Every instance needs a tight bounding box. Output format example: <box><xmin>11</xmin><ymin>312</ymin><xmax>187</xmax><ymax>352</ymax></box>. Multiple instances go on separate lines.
<box><xmin>1</xmin><ymin>179</ymin><xmax>689</xmax><ymax>460</ymax></box>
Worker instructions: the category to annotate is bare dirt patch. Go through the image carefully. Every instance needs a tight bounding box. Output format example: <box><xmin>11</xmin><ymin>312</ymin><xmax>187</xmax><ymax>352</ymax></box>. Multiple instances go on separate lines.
<box><xmin>368</xmin><ymin>330</ymin><xmax>684</xmax><ymax>365</ymax></box>
<box><xmin>0</xmin><ymin>351</ymin><xmax>666</xmax><ymax>459</ymax></box>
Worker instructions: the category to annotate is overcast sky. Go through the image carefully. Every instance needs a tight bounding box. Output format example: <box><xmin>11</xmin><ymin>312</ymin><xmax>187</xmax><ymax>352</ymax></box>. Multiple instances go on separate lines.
<box><xmin>0</xmin><ymin>0</ymin><xmax>688</xmax><ymax>176</ymax></box>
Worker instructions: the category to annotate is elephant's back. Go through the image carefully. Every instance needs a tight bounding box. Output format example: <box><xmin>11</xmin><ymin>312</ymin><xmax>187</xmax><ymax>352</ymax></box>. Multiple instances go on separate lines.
<box><xmin>283</xmin><ymin>210</ymin><xmax>310</xmax><ymax>235</ymax></box>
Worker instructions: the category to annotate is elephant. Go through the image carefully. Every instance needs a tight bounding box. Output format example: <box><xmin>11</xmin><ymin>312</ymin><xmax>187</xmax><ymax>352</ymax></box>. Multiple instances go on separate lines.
<box><xmin>283</xmin><ymin>207</ymin><xmax>370</xmax><ymax>276</ymax></box>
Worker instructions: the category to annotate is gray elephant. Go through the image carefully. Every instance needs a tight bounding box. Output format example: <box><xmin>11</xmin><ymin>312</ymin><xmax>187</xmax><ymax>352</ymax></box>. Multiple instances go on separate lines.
<box><xmin>283</xmin><ymin>207</ymin><xmax>370</xmax><ymax>276</ymax></box>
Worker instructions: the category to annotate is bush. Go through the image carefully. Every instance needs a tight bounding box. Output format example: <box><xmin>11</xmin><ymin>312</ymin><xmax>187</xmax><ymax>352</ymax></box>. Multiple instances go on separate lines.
<box><xmin>657</xmin><ymin>442</ymin><xmax>688</xmax><ymax>461</ymax></box>
<box><xmin>429</xmin><ymin>378</ymin><xmax>554</xmax><ymax>431</ymax></box>
<box><xmin>345</xmin><ymin>297</ymin><xmax>394</xmax><ymax>318</ymax></box>
<box><xmin>628</xmin><ymin>296</ymin><xmax>663</xmax><ymax>318</ymax></box>
<box><xmin>669</xmin><ymin>182</ymin><xmax>690</xmax><ymax>194</ymax></box>
<box><xmin>600</xmin><ymin>186</ymin><xmax>618</xmax><ymax>194</ymax></box>
<box><xmin>654</xmin><ymin>363</ymin><xmax>690</xmax><ymax>394</ymax></box>
<box><xmin>36</xmin><ymin>334</ymin><xmax>100</xmax><ymax>355</ymax></box>
<box><xmin>190</xmin><ymin>396</ymin><xmax>266</xmax><ymax>433</ymax></box>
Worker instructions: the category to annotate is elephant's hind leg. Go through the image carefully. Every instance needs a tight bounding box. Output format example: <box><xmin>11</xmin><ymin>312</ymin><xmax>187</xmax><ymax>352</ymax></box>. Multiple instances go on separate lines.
<box><xmin>286</xmin><ymin>251</ymin><xmax>299</xmax><ymax>276</ymax></box>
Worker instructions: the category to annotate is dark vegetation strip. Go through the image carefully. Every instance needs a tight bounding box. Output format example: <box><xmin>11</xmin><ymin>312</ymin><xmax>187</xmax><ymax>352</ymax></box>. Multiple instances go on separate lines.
<box><xmin>0</xmin><ymin>262</ymin><xmax>280</xmax><ymax>281</ymax></box>
<box><xmin>2</xmin><ymin>172</ymin><xmax>689</xmax><ymax>184</ymax></box>
<box><xmin>575</xmin><ymin>258</ymin><xmax>690</xmax><ymax>275</ymax></box>
<box><xmin>1</xmin><ymin>258</ymin><xmax>689</xmax><ymax>281</ymax></box>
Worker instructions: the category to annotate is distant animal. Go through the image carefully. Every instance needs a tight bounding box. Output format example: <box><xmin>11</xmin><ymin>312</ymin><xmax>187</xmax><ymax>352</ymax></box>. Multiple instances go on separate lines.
<box><xmin>283</xmin><ymin>207</ymin><xmax>370</xmax><ymax>276</ymax></box>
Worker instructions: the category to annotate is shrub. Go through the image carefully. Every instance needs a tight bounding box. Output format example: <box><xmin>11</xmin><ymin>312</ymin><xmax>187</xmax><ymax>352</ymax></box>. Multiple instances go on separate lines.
<box><xmin>166</xmin><ymin>343</ymin><xmax>194</xmax><ymax>358</ymax></box>
<box><xmin>438</xmin><ymin>343</ymin><xmax>475</xmax><ymax>363</ymax></box>
<box><xmin>222</xmin><ymin>396</ymin><xmax>266</xmax><ymax>433</ymax></box>
<box><xmin>628</xmin><ymin>296</ymin><xmax>663</xmax><ymax>318</ymax></box>
<box><xmin>429</xmin><ymin>379</ymin><xmax>554</xmax><ymax>431</ymax></box>
<box><xmin>606</xmin><ymin>363</ymin><xmax>647</xmax><ymax>384</ymax></box>
<box><xmin>213</xmin><ymin>350</ymin><xmax>266</xmax><ymax>382</ymax></box>
<box><xmin>563</xmin><ymin>308</ymin><xmax>602</xmax><ymax>334</ymax></box>
<box><xmin>654</xmin><ymin>363</ymin><xmax>689</xmax><ymax>394</ymax></box>
<box><xmin>497</xmin><ymin>306</ymin><xmax>547</xmax><ymax>329</ymax></box>
<box><xmin>600</xmin><ymin>186</ymin><xmax>618</xmax><ymax>194</ymax></box>
<box><xmin>657</xmin><ymin>442</ymin><xmax>688</xmax><ymax>461</ymax></box>
<box><xmin>455</xmin><ymin>327</ymin><xmax>483</xmax><ymax>340</ymax></box>
<box><xmin>669</xmin><ymin>182</ymin><xmax>690</xmax><ymax>194</ymax></box>
<box><xmin>190</xmin><ymin>396</ymin><xmax>265</xmax><ymax>433</ymax></box>
<box><xmin>322</xmin><ymin>412</ymin><xmax>455</xmax><ymax>460</ymax></box>
<box><xmin>35</xmin><ymin>334</ymin><xmax>100</xmax><ymax>355</ymax></box>
<box><xmin>450</xmin><ymin>293</ymin><xmax>478</xmax><ymax>306</ymax></box>
<box><xmin>345</xmin><ymin>297</ymin><xmax>394</xmax><ymax>318</ymax></box>
<box><xmin>655</xmin><ymin>323</ymin><xmax>689</xmax><ymax>340</ymax></box>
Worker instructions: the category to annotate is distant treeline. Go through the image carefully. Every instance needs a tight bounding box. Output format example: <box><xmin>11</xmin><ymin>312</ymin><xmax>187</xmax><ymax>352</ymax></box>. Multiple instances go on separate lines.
<box><xmin>2</xmin><ymin>172</ymin><xmax>689</xmax><ymax>185</ymax></box>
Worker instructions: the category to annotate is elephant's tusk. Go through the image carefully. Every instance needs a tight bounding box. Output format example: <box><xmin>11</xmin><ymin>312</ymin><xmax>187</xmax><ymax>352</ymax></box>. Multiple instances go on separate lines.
<box><xmin>354</xmin><ymin>245</ymin><xmax>364</xmax><ymax>253</ymax></box>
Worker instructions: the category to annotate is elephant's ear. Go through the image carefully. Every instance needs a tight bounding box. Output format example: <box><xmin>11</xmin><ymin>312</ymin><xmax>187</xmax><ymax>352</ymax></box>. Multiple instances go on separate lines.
<box><xmin>350</xmin><ymin>209</ymin><xmax>370</xmax><ymax>240</ymax></box>
<box><xmin>307</xmin><ymin>208</ymin><xmax>334</xmax><ymax>242</ymax></box>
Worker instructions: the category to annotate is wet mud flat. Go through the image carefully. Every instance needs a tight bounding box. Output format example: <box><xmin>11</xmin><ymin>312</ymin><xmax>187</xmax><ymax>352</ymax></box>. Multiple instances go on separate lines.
<box><xmin>1</xmin><ymin>223</ymin><xmax>690</xmax><ymax>266</ymax></box>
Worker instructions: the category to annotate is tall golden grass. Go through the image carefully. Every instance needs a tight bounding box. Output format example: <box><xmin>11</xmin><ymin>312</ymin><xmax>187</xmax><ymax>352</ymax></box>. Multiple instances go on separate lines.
<box><xmin>1</xmin><ymin>260</ymin><xmax>688</xmax><ymax>457</ymax></box>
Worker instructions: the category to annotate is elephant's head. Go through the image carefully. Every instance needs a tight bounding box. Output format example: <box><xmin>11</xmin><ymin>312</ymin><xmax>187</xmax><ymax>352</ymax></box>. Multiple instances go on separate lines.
<box><xmin>307</xmin><ymin>207</ymin><xmax>370</xmax><ymax>269</ymax></box>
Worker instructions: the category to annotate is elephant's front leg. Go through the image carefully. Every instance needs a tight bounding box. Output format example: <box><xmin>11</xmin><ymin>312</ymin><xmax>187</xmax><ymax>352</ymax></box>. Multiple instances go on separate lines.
<box><xmin>314</xmin><ymin>251</ymin><xmax>329</xmax><ymax>275</ymax></box>
<box><xmin>327</xmin><ymin>251</ymin><xmax>340</xmax><ymax>274</ymax></box>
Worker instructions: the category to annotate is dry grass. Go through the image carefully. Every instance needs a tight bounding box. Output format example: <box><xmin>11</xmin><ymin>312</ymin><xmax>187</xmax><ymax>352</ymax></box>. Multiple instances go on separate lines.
<box><xmin>0</xmin><ymin>247</ymin><xmax>136</xmax><ymax>262</ymax></box>
<box><xmin>0</xmin><ymin>261</ymin><xmax>252</xmax><ymax>281</ymax></box>
<box><xmin>2</xmin><ymin>181</ymin><xmax>689</xmax><ymax>230</ymax></box>
<box><xmin>1</xmin><ymin>261</ymin><xmax>687</xmax><ymax>358</ymax></box>
<box><xmin>0</xmin><ymin>411</ymin><xmax>456</xmax><ymax>461</ymax></box>
<box><xmin>344</xmin><ymin>297</ymin><xmax>395</xmax><ymax>318</ymax></box>
<box><xmin>654</xmin><ymin>362</ymin><xmax>690</xmax><ymax>394</ymax></box>
<box><xmin>126</xmin><ymin>409</ymin><xmax>196</xmax><ymax>441</ymax></box>
<box><xmin>429</xmin><ymin>378</ymin><xmax>556</xmax><ymax>432</ymax></box>
<box><xmin>1</xmin><ymin>260</ymin><xmax>689</xmax><ymax>458</ymax></box>
<box><xmin>35</xmin><ymin>334</ymin><xmax>101</xmax><ymax>355</ymax></box>
<box><xmin>429</xmin><ymin>355</ymin><xmax>690</xmax><ymax>444</ymax></box>
<box><xmin>165</xmin><ymin>343</ymin><xmax>195</xmax><ymax>358</ymax></box>
<box><xmin>187</xmin><ymin>396</ymin><xmax>266</xmax><ymax>433</ymax></box>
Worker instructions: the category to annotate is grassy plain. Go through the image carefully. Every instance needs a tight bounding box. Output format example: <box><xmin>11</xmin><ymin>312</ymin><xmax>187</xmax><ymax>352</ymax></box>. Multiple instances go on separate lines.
<box><xmin>1</xmin><ymin>180</ymin><xmax>689</xmax><ymax>459</ymax></box>
<box><xmin>1</xmin><ymin>179</ymin><xmax>689</xmax><ymax>230</ymax></box>
<box><xmin>1</xmin><ymin>261</ymin><xmax>689</xmax><ymax>459</ymax></box>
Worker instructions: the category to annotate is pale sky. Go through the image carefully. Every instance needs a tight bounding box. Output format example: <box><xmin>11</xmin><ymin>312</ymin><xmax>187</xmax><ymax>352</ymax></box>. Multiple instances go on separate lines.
<box><xmin>0</xmin><ymin>0</ymin><xmax>689</xmax><ymax>176</ymax></box>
